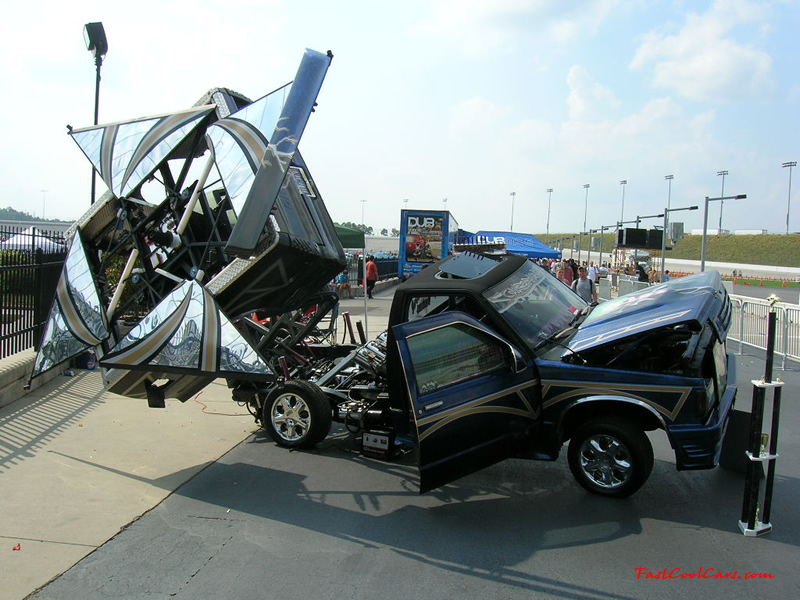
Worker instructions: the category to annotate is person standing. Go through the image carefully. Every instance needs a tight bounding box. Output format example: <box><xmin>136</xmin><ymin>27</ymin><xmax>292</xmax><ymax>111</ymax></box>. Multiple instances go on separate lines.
<box><xmin>571</xmin><ymin>266</ymin><xmax>598</xmax><ymax>303</ymax></box>
<box><xmin>562</xmin><ymin>259</ymin><xmax>574</xmax><ymax>286</ymax></box>
<box><xmin>365</xmin><ymin>255</ymin><xmax>379</xmax><ymax>299</ymax></box>
<box><xmin>587</xmin><ymin>261</ymin><xmax>599</xmax><ymax>283</ymax></box>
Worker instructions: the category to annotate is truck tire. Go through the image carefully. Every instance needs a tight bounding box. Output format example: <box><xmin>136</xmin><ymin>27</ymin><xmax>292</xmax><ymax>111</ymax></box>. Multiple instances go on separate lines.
<box><xmin>567</xmin><ymin>417</ymin><xmax>654</xmax><ymax>498</ymax></box>
<box><xmin>263</xmin><ymin>380</ymin><xmax>332</xmax><ymax>448</ymax></box>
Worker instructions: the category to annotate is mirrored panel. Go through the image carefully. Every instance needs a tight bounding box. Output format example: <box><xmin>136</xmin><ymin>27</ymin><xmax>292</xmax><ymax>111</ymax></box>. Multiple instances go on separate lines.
<box><xmin>207</xmin><ymin>83</ymin><xmax>292</xmax><ymax>215</ymax></box>
<box><xmin>114</xmin><ymin>281</ymin><xmax>191</xmax><ymax>353</ymax></box>
<box><xmin>69</xmin><ymin>107</ymin><xmax>214</xmax><ymax>198</ymax></box>
<box><xmin>218</xmin><ymin>313</ymin><xmax>271</xmax><ymax>374</ymax></box>
<box><xmin>32</xmin><ymin>305</ymin><xmax>88</xmax><ymax>376</ymax></box>
<box><xmin>149</xmin><ymin>281</ymin><xmax>205</xmax><ymax>369</ymax></box>
<box><xmin>64</xmin><ymin>235</ymin><xmax>108</xmax><ymax>341</ymax></box>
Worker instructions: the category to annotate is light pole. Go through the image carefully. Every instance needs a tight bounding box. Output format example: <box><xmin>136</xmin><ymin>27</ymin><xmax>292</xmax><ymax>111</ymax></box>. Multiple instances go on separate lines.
<box><xmin>599</xmin><ymin>224</ymin><xmax>616</xmax><ymax>266</ymax></box>
<box><xmin>660</xmin><ymin>205</ymin><xmax>697</xmax><ymax>281</ymax></box>
<box><xmin>403</xmin><ymin>198</ymin><xmax>409</xmax><ymax>209</ymax></box>
<box><xmin>40</xmin><ymin>189</ymin><xmax>48</xmax><ymax>220</ymax></box>
<box><xmin>578</xmin><ymin>184</ymin><xmax>589</xmax><ymax>262</ymax></box>
<box><xmin>619</xmin><ymin>180</ymin><xmax>627</xmax><ymax>229</ymax></box>
<box><xmin>509</xmin><ymin>192</ymin><xmax>516</xmax><ymax>231</ymax></box>
<box><xmin>360</xmin><ymin>199</ymin><xmax>367</xmax><ymax>226</ymax></box>
<box><xmin>701</xmin><ymin>194</ymin><xmax>746</xmax><ymax>271</ymax></box>
<box><xmin>783</xmin><ymin>161</ymin><xmax>796</xmax><ymax>234</ymax></box>
<box><xmin>84</xmin><ymin>22</ymin><xmax>108</xmax><ymax>206</ymax></box>
<box><xmin>546</xmin><ymin>189</ymin><xmax>553</xmax><ymax>235</ymax></box>
<box><xmin>665</xmin><ymin>175</ymin><xmax>674</xmax><ymax>210</ymax></box>
<box><xmin>664</xmin><ymin>174</ymin><xmax>674</xmax><ymax>255</ymax></box>
<box><xmin>443</xmin><ymin>197</ymin><xmax>448</xmax><ymax>211</ymax></box>
<box><xmin>716</xmin><ymin>170</ymin><xmax>728</xmax><ymax>233</ymax></box>
<box><xmin>587</xmin><ymin>229</ymin><xmax>594</xmax><ymax>265</ymax></box>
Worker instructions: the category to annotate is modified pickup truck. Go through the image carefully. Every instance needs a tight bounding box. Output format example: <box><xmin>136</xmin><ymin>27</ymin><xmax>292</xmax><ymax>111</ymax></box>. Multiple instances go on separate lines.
<box><xmin>31</xmin><ymin>48</ymin><xmax>735</xmax><ymax>499</ymax></box>
<box><xmin>260</xmin><ymin>252</ymin><xmax>737</xmax><ymax>498</ymax></box>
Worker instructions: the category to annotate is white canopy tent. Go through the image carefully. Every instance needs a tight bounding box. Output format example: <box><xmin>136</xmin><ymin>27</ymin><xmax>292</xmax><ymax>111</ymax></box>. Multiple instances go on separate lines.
<box><xmin>0</xmin><ymin>227</ymin><xmax>66</xmax><ymax>252</ymax></box>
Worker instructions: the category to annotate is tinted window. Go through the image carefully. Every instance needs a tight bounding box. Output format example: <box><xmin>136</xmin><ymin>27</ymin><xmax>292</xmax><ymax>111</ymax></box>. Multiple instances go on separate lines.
<box><xmin>483</xmin><ymin>260</ymin><xmax>582</xmax><ymax>351</ymax></box>
<box><xmin>406</xmin><ymin>322</ymin><xmax>508</xmax><ymax>394</ymax></box>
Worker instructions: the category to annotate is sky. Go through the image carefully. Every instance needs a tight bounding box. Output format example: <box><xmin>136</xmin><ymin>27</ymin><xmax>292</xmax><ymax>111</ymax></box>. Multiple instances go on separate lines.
<box><xmin>1</xmin><ymin>0</ymin><xmax>799</xmax><ymax>238</ymax></box>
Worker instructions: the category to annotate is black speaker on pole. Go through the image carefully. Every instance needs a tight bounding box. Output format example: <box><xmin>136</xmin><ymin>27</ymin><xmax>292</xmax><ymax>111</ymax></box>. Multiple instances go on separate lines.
<box><xmin>646</xmin><ymin>229</ymin><xmax>663</xmax><ymax>249</ymax></box>
<box><xmin>623</xmin><ymin>228</ymin><xmax>647</xmax><ymax>248</ymax></box>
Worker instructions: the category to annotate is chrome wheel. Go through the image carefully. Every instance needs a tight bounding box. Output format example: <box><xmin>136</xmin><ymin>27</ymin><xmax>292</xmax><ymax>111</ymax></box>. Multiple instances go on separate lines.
<box><xmin>270</xmin><ymin>392</ymin><xmax>311</xmax><ymax>443</ymax></box>
<box><xmin>263</xmin><ymin>380</ymin><xmax>332</xmax><ymax>448</ymax></box>
<box><xmin>568</xmin><ymin>417</ymin><xmax>653</xmax><ymax>498</ymax></box>
<box><xmin>577</xmin><ymin>434</ymin><xmax>632</xmax><ymax>489</ymax></box>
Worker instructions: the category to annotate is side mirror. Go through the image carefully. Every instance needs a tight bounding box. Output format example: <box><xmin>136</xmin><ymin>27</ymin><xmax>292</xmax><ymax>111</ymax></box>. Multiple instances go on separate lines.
<box><xmin>511</xmin><ymin>346</ymin><xmax>527</xmax><ymax>374</ymax></box>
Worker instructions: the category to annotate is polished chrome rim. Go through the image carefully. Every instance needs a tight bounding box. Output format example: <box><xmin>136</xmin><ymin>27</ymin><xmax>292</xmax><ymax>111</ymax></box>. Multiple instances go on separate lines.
<box><xmin>271</xmin><ymin>393</ymin><xmax>311</xmax><ymax>442</ymax></box>
<box><xmin>578</xmin><ymin>434</ymin><xmax>632</xmax><ymax>489</ymax></box>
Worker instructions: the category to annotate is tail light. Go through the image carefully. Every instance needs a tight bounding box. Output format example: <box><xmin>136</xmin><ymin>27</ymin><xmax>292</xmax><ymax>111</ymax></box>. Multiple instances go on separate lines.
<box><xmin>696</xmin><ymin>378</ymin><xmax>715</xmax><ymax>418</ymax></box>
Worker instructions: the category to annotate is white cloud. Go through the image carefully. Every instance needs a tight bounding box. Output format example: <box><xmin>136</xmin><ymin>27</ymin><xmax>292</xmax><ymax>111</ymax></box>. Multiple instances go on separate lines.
<box><xmin>447</xmin><ymin>95</ymin><xmax>512</xmax><ymax>144</ymax></box>
<box><xmin>546</xmin><ymin>0</ymin><xmax>619</xmax><ymax>44</ymax></box>
<box><xmin>415</xmin><ymin>0</ymin><xmax>620</xmax><ymax>57</ymax></box>
<box><xmin>630</xmin><ymin>0</ymin><xmax>773</xmax><ymax>102</ymax></box>
<box><xmin>566</xmin><ymin>65</ymin><xmax>621</xmax><ymax>121</ymax></box>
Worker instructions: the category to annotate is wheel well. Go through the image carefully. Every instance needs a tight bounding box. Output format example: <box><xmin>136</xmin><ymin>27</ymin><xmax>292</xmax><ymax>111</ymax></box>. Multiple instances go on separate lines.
<box><xmin>559</xmin><ymin>400</ymin><xmax>663</xmax><ymax>443</ymax></box>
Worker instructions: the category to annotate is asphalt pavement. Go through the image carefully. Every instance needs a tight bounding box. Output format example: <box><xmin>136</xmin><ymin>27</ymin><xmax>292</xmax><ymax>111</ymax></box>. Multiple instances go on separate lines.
<box><xmin>3</xmin><ymin>286</ymin><xmax>799</xmax><ymax>599</ymax></box>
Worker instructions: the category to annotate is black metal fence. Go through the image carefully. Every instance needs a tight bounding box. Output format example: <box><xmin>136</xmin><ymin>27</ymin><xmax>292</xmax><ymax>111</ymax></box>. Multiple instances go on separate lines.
<box><xmin>350</xmin><ymin>256</ymin><xmax>399</xmax><ymax>284</ymax></box>
<box><xmin>0</xmin><ymin>227</ymin><xmax>67</xmax><ymax>359</ymax></box>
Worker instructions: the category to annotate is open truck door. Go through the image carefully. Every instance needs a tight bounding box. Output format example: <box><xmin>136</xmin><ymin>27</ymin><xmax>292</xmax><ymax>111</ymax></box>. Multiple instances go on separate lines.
<box><xmin>393</xmin><ymin>312</ymin><xmax>541</xmax><ymax>493</ymax></box>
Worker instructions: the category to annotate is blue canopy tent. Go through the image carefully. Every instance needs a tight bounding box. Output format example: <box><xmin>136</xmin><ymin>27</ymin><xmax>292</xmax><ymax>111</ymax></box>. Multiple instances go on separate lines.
<box><xmin>470</xmin><ymin>231</ymin><xmax>561</xmax><ymax>259</ymax></box>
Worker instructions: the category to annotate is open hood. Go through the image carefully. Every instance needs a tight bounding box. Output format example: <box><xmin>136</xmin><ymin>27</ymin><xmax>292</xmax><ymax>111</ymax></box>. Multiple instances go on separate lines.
<box><xmin>570</xmin><ymin>271</ymin><xmax>731</xmax><ymax>353</ymax></box>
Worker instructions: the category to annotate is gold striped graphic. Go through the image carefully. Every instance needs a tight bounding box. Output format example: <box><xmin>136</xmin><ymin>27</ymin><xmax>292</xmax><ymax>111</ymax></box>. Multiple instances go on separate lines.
<box><xmin>541</xmin><ymin>379</ymin><xmax>692</xmax><ymax>421</ymax></box>
<box><xmin>200</xmin><ymin>286</ymin><xmax>219</xmax><ymax>372</ymax></box>
<box><xmin>120</xmin><ymin>108</ymin><xmax>213</xmax><ymax>193</ymax></box>
<box><xmin>55</xmin><ymin>278</ymin><xmax>104</xmax><ymax>346</ymax></box>
<box><xmin>99</xmin><ymin>123</ymin><xmax>119</xmax><ymax>192</ymax></box>
<box><xmin>211</xmin><ymin>118</ymin><xmax>269</xmax><ymax>174</ymax></box>
<box><xmin>416</xmin><ymin>380</ymin><xmax>540</xmax><ymax>442</ymax></box>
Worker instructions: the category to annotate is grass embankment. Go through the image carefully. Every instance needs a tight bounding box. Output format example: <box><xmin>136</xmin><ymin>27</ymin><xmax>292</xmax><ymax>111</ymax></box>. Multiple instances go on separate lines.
<box><xmin>537</xmin><ymin>233</ymin><xmax>800</xmax><ymax>269</ymax></box>
<box><xmin>537</xmin><ymin>233</ymin><xmax>800</xmax><ymax>286</ymax></box>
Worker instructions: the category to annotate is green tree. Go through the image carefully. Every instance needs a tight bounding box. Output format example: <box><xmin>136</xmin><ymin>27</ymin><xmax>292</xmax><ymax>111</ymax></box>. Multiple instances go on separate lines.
<box><xmin>0</xmin><ymin>207</ymin><xmax>34</xmax><ymax>221</ymax></box>
<box><xmin>336</xmin><ymin>221</ymin><xmax>373</xmax><ymax>235</ymax></box>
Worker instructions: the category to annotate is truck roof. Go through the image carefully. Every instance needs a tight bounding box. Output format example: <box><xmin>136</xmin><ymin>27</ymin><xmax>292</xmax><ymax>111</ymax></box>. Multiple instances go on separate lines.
<box><xmin>397</xmin><ymin>252</ymin><xmax>529</xmax><ymax>296</ymax></box>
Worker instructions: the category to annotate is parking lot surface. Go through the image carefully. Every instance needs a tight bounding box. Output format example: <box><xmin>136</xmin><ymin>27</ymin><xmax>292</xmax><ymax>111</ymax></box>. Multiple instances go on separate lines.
<box><xmin>16</xmin><ymin>344</ymin><xmax>798</xmax><ymax>600</ymax></box>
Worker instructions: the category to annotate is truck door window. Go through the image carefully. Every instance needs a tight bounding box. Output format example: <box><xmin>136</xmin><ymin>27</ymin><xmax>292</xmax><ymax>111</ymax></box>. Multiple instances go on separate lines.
<box><xmin>405</xmin><ymin>322</ymin><xmax>508</xmax><ymax>394</ymax></box>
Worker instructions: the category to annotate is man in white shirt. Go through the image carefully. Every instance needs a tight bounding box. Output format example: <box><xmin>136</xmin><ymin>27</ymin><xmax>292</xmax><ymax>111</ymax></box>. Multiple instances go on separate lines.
<box><xmin>587</xmin><ymin>261</ymin><xmax>599</xmax><ymax>283</ymax></box>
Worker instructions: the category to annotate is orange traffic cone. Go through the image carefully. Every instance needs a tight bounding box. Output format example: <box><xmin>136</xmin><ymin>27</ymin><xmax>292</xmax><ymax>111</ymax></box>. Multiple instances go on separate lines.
<box><xmin>782</xmin><ymin>281</ymin><xmax>786</xmax><ymax>288</ymax></box>
<box><xmin>760</xmin><ymin>280</ymin><xmax>764</xmax><ymax>286</ymax></box>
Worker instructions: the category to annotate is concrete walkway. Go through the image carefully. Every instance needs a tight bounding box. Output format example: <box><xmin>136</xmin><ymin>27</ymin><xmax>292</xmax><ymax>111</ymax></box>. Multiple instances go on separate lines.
<box><xmin>0</xmin><ymin>289</ymin><xmax>395</xmax><ymax>600</ymax></box>
<box><xmin>0</xmin><ymin>371</ymin><xmax>259</xmax><ymax>599</ymax></box>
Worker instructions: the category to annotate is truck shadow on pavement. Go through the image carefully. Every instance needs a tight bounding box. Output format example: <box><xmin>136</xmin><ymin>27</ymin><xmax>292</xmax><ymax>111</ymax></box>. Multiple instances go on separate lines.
<box><xmin>134</xmin><ymin>427</ymin><xmax>794</xmax><ymax>593</ymax></box>
<box><xmin>30</xmin><ymin>415</ymin><xmax>799</xmax><ymax>600</ymax></box>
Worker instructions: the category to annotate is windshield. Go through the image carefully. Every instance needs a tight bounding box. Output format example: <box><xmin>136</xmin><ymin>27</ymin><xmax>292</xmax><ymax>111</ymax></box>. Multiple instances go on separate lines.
<box><xmin>482</xmin><ymin>261</ymin><xmax>585</xmax><ymax>352</ymax></box>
